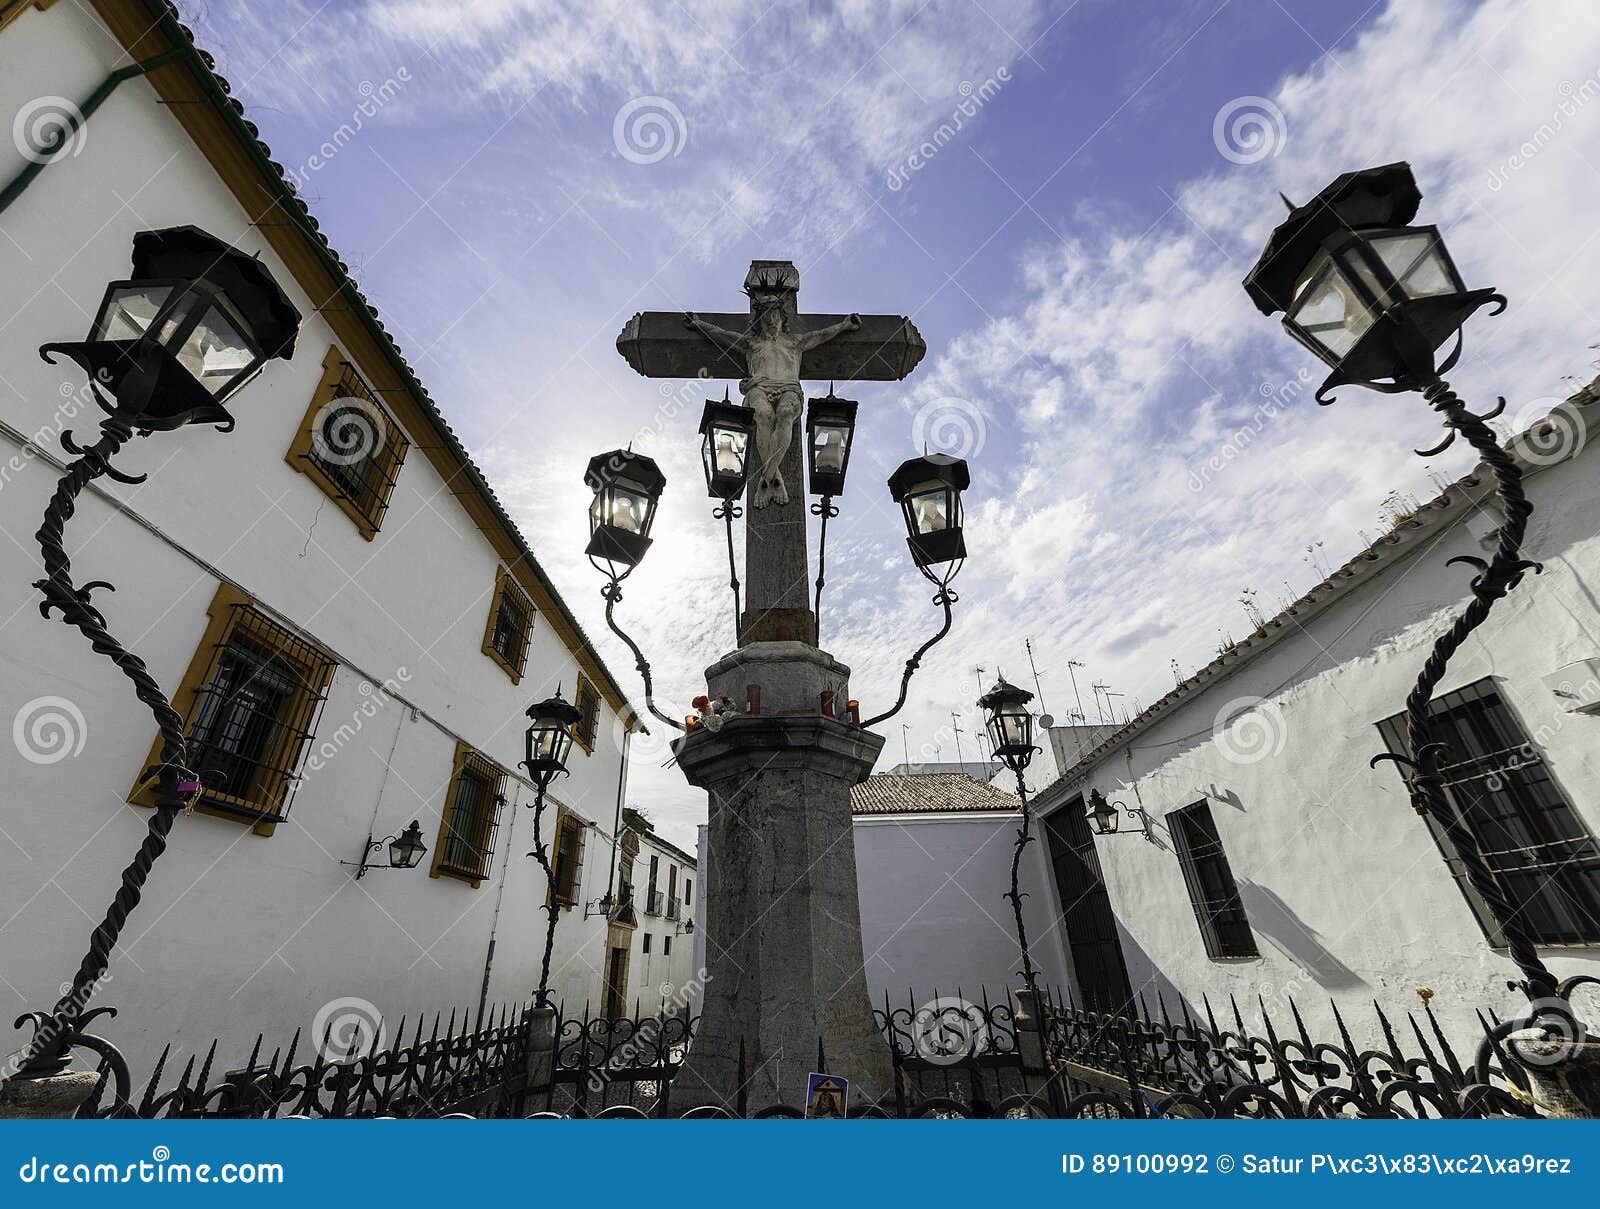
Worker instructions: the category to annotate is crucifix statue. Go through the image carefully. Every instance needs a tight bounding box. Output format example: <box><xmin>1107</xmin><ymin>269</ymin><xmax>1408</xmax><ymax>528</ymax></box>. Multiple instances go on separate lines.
<box><xmin>618</xmin><ymin>260</ymin><xmax>925</xmax><ymax>644</ymax></box>
<box><xmin>683</xmin><ymin>305</ymin><xmax>860</xmax><ymax>508</ymax></box>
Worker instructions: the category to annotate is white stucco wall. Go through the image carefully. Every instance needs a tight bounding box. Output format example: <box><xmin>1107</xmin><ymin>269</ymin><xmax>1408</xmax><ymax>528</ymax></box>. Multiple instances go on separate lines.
<box><xmin>853</xmin><ymin>811</ymin><xmax>1073</xmax><ymax>1012</ymax></box>
<box><xmin>1037</xmin><ymin>422</ymin><xmax>1600</xmax><ymax>1054</ymax></box>
<box><xmin>0</xmin><ymin>3</ymin><xmax>637</xmax><ymax>1080</ymax></box>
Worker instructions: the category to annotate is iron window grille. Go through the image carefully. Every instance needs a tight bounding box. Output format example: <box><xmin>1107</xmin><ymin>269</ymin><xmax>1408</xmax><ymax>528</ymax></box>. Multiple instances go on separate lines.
<box><xmin>666</xmin><ymin>896</ymin><xmax>681</xmax><ymax>921</ymax></box>
<box><xmin>1377</xmin><ymin>678</ymin><xmax>1600</xmax><ymax>947</ymax></box>
<box><xmin>551</xmin><ymin>812</ymin><xmax>586</xmax><ymax>907</ymax></box>
<box><xmin>646</xmin><ymin>889</ymin><xmax>664</xmax><ymax>916</ymax></box>
<box><xmin>482</xmin><ymin>567</ymin><xmax>534</xmax><ymax>682</ymax></box>
<box><xmin>664</xmin><ymin>935</ymin><xmax>672</xmax><ymax>956</ymax></box>
<box><xmin>433</xmin><ymin>747</ymin><xmax>507</xmax><ymax>884</ymax></box>
<box><xmin>642</xmin><ymin>933</ymin><xmax>652</xmax><ymax>954</ymax></box>
<box><xmin>1170</xmin><ymin>800</ymin><xmax>1259</xmax><ymax>960</ymax></box>
<box><xmin>573</xmin><ymin>675</ymin><xmax>600</xmax><ymax>752</ymax></box>
<box><xmin>170</xmin><ymin>602</ymin><xmax>336</xmax><ymax>826</ymax></box>
<box><xmin>288</xmin><ymin>349</ymin><xmax>409</xmax><ymax>540</ymax></box>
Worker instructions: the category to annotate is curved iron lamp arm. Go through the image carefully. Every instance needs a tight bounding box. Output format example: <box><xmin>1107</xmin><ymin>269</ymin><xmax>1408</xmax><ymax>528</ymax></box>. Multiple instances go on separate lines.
<box><xmin>600</xmin><ymin>581</ymin><xmax>686</xmax><ymax>732</ymax></box>
<box><xmin>861</xmin><ymin>581</ymin><xmax>956</xmax><ymax>729</ymax></box>
<box><xmin>15</xmin><ymin>403</ymin><xmax>198</xmax><ymax>1081</ymax></box>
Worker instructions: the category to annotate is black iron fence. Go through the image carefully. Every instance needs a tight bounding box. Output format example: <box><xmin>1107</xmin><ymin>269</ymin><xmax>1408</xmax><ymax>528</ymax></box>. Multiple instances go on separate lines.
<box><xmin>57</xmin><ymin>986</ymin><xmax>1555</xmax><ymax>1119</ymax></box>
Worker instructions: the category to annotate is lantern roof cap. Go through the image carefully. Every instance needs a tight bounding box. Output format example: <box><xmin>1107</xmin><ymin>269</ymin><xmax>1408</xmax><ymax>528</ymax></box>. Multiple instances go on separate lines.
<box><xmin>807</xmin><ymin>390</ymin><xmax>859</xmax><ymax>418</ymax></box>
<box><xmin>888</xmin><ymin>451</ymin><xmax>970</xmax><ymax>500</ymax></box>
<box><xmin>526</xmin><ymin>690</ymin><xmax>584</xmax><ymax>726</ymax></box>
<box><xmin>1242</xmin><ymin>162</ymin><xmax>1423</xmax><ymax>316</ymax></box>
<box><xmin>584</xmin><ymin>448</ymin><xmax>666</xmax><ymax>495</ymax></box>
<box><xmin>131</xmin><ymin>226</ymin><xmax>302</xmax><ymax>360</ymax></box>
<box><xmin>978</xmin><ymin>677</ymin><xmax>1033</xmax><ymax>711</ymax></box>
<box><xmin>698</xmin><ymin>396</ymin><xmax>754</xmax><ymax>436</ymax></box>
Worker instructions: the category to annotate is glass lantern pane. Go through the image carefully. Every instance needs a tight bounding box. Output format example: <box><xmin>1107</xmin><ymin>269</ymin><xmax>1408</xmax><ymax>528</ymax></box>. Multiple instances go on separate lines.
<box><xmin>97</xmin><ymin>284</ymin><xmax>174</xmax><ymax>342</ymax></box>
<box><xmin>713</xmin><ymin>427</ymin><xmax>749</xmax><ymax>475</ymax></box>
<box><xmin>908</xmin><ymin>484</ymin><xmax>951</xmax><ymax>534</ymax></box>
<box><xmin>176</xmin><ymin>304</ymin><xmax>255</xmax><ymax>396</ymax></box>
<box><xmin>1369</xmin><ymin>231</ymin><xmax>1457</xmax><ymax>299</ymax></box>
<box><xmin>812</xmin><ymin>424</ymin><xmax>848</xmax><ymax>474</ymax></box>
<box><xmin>606</xmin><ymin>487</ymin><xmax>650</xmax><ymax>533</ymax></box>
<box><xmin>1290</xmin><ymin>262</ymin><xmax>1374</xmax><ymax>359</ymax></box>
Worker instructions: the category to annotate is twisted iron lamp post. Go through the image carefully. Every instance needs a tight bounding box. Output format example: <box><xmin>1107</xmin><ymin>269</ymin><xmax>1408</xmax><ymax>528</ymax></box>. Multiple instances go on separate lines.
<box><xmin>12</xmin><ymin>226</ymin><xmax>300</xmax><ymax>1082</ymax></box>
<box><xmin>805</xmin><ymin>390</ymin><xmax>857</xmax><ymax>631</ymax></box>
<box><xmin>1244</xmin><ymin>162</ymin><xmax>1590</xmax><ymax>1066</ymax></box>
<box><xmin>698</xmin><ymin>394</ymin><xmax>754</xmax><ymax>634</ymax></box>
<box><xmin>521</xmin><ymin>690</ymin><xmax>584</xmax><ymax>1007</ymax></box>
<box><xmin>980</xmin><ymin>677</ymin><xmax>1042</xmax><ymax>997</ymax></box>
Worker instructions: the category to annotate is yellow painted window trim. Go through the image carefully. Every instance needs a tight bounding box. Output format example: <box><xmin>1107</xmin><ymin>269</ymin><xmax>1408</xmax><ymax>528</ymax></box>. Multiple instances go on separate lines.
<box><xmin>572</xmin><ymin>673</ymin><xmax>601</xmax><ymax>756</ymax></box>
<box><xmin>284</xmin><ymin>345</ymin><xmax>410</xmax><ymax>542</ymax></box>
<box><xmin>480</xmin><ymin>564</ymin><xmax>534</xmax><ymax>684</ymax></box>
<box><xmin>429</xmin><ymin>740</ymin><xmax>505</xmax><ymax>889</ymax></box>
<box><xmin>127</xmin><ymin>582</ymin><xmax>335</xmax><ymax>837</ymax></box>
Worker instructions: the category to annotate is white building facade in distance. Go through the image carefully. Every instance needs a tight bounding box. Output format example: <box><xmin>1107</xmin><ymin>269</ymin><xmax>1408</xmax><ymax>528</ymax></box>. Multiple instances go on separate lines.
<box><xmin>1031</xmin><ymin>380</ymin><xmax>1600</xmax><ymax>1053</ymax></box>
<box><xmin>0</xmin><ymin>0</ymin><xmax>660</xmax><ymax>1078</ymax></box>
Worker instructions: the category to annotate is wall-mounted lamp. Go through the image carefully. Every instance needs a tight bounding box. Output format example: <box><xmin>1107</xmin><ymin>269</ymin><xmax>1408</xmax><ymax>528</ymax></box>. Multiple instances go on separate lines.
<box><xmin>1086</xmin><ymin>789</ymin><xmax>1155</xmax><ymax>841</ymax></box>
<box><xmin>344</xmin><ymin>820</ymin><xmax>428</xmax><ymax>878</ymax></box>
<box><xmin>674</xmin><ymin>918</ymin><xmax>696</xmax><ymax>936</ymax></box>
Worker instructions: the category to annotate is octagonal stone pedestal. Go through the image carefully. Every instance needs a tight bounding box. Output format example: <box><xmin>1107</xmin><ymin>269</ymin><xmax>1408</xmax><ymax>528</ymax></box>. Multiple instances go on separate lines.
<box><xmin>669</xmin><ymin>644</ymin><xmax>891</xmax><ymax>1113</ymax></box>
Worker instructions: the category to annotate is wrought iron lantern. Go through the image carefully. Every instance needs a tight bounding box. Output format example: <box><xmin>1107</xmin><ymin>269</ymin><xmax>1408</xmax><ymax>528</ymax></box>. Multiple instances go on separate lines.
<box><xmin>524</xmin><ymin>690</ymin><xmax>584</xmax><ymax>787</ymax></box>
<box><xmin>41</xmin><ymin>225</ymin><xmax>301</xmax><ymax>431</ymax></box>
<box><xmin>1242</xmin><ymin>163</ymin><xmax>1500</xmax><ymax>395</ymax></box>
<box><xmin>979</xmin><ymin>677</ymin><xmax>1036</xmax><ymax>773</ymax></box>
<box><xmin>345</xmin><ymin>819</ymin><xmax>428</xmax><ymax>878</ymax></box>
<box><xmin>584</xmin><ymin>449</ymin><xmax>666</xmax><ymax>572</ymax></box>
<box><xmin>1085</xmin><ymin>788</ymin><xmax>1154</xmax><ymax>840</ymax></box>
<box><xmin>806</xmin><ymin>391</ymin><xmax>858</xmax><ymax>497</ymax></box>
<box><xmin>888</xmin><ymin>452</ymin><xmax>969</xmax><ymax>577</ymax></box>
<box><xmin>387</xmin><ymin>819</ymin><xmax>428</xmax><ymax>868</ymax></box>
<box><xmin>698</xmin><ymin>395</ymin><xmax>754</xmax><ymax>500</ymax></box>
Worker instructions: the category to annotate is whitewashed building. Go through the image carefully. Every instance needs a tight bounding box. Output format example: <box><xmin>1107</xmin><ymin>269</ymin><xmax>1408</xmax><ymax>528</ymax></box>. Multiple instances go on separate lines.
<box><xmin>1030</xmin><ymin>380</ymin><xmax>1600</xmax><ymax>1051</ymax></box>
<box><xmin>0</xmin><ymin>0</ymin><xmax>681</xmax><ymax>1077</ymax></box>
<box><xmin>851</xmin><ymin>773</ymin><xmax>1073</xmax><ymax>1009</ymax></box>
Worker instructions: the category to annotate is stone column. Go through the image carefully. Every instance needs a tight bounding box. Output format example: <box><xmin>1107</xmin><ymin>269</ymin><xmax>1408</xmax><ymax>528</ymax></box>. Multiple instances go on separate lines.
<box><xmin>670</xmin><ymin>643</ymin><xmax>891</xmax><ymax>1111</ymax></box>
<box><xmin>740</xmin><ymin>414</ymin><xmax>816</xmax><ymax>646</ymax></box>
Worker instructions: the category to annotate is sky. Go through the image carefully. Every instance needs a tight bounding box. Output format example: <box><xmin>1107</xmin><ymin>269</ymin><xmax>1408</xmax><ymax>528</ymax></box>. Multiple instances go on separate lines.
<box><xmin>188</xmin><ymin>0</ymin><xmax>1600</xmax><ymax>850</ymax></box>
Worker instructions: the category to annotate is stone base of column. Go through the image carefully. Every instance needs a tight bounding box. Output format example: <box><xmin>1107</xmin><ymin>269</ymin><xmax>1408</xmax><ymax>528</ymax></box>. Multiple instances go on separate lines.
<box><xmin>1507</xmin><ymin>1030</ymin><xmax>1600</xmax><ymax>1117</ymax></box>
<box><xmin>670</xmin><ymin>644</ymin><xmax>889</xmax><ymax>1113</ymax></box>
<box><xmin>0</xmin><ymin>1071</ymin><xmax>101</xmax><ymax>1119</ymax></box>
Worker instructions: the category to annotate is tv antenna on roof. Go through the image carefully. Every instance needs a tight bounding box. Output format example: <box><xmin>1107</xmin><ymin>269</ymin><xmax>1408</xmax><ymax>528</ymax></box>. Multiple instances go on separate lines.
<box><xmin>1024</xmin><ymin>638</ymin><xmax>1052</xmax><ymax>727</ymax></box>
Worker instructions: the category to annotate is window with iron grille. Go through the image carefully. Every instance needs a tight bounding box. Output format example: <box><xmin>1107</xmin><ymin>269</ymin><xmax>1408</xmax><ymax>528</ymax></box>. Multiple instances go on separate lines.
<box><xmin>481</xmin><ymin>567</ymin><xmax>534</xmax><ymax>683</ymax></box>
<box><xmin>642</xmin><ymin>933</ymin><xmax>652</xmax><ymax>954</ymax></box>
<box><xmin>550</xmin><ymin>810</ymin><xmax>586</xmax><ymax>907</ymax></box>
<box><xmin>131</xmin><ymin>585</ymin><xmax>335</xmax><ymax>831</ymax></box>
<box><xmin>573</xmin><ymin>674</ymin><xmax>601</xmax><ymax>753</ymax></box>
<box><xmin>664</xmin><ymin>935</ymin><xmax>672</xmax><ymax>956</ymax></box>
<box><xmin>286</xmin><ymin>347</ymin><xmax>410</xmax><ymax>540</ymax></box>
<box><xmin>430</xmin><ymin>744</ymin><xmax>506</xmax><ymax>886</ymax></box>
<box><xmin>1170</xmin><ymin>800</ymin><xmax>1259</xmax><ymax>960</ymax></box>
<box><xmin>1377</xmin><ymin>678</ymin><xmax>1600</xmax><ymax>947</ymax></box>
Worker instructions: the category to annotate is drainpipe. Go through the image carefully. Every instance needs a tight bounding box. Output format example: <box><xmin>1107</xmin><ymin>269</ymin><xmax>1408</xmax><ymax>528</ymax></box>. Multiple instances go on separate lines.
<box><xmin>0</xmin><ymin>48</ymin><xmax>186</xmax><ymax>216</ymax></box>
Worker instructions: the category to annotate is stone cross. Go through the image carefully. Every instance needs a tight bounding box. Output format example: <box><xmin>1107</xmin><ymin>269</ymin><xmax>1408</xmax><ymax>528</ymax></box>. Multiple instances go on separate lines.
<box><xmin>617</xmin><ymin>260</ymin><xmax>925</xmax><ymax>644</ymax></box>
<box><xmin>615</xmin><ymin>262</ymin><xmax>925</xmax><ymax>1110</ymax></box>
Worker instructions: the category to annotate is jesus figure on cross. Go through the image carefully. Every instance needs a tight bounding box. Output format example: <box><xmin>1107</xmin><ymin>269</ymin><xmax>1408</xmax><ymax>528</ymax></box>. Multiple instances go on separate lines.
<box><xmin>684</xmin><ymin>305</ymin><xmax>861</xmax><ymax>507</ymax></box>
